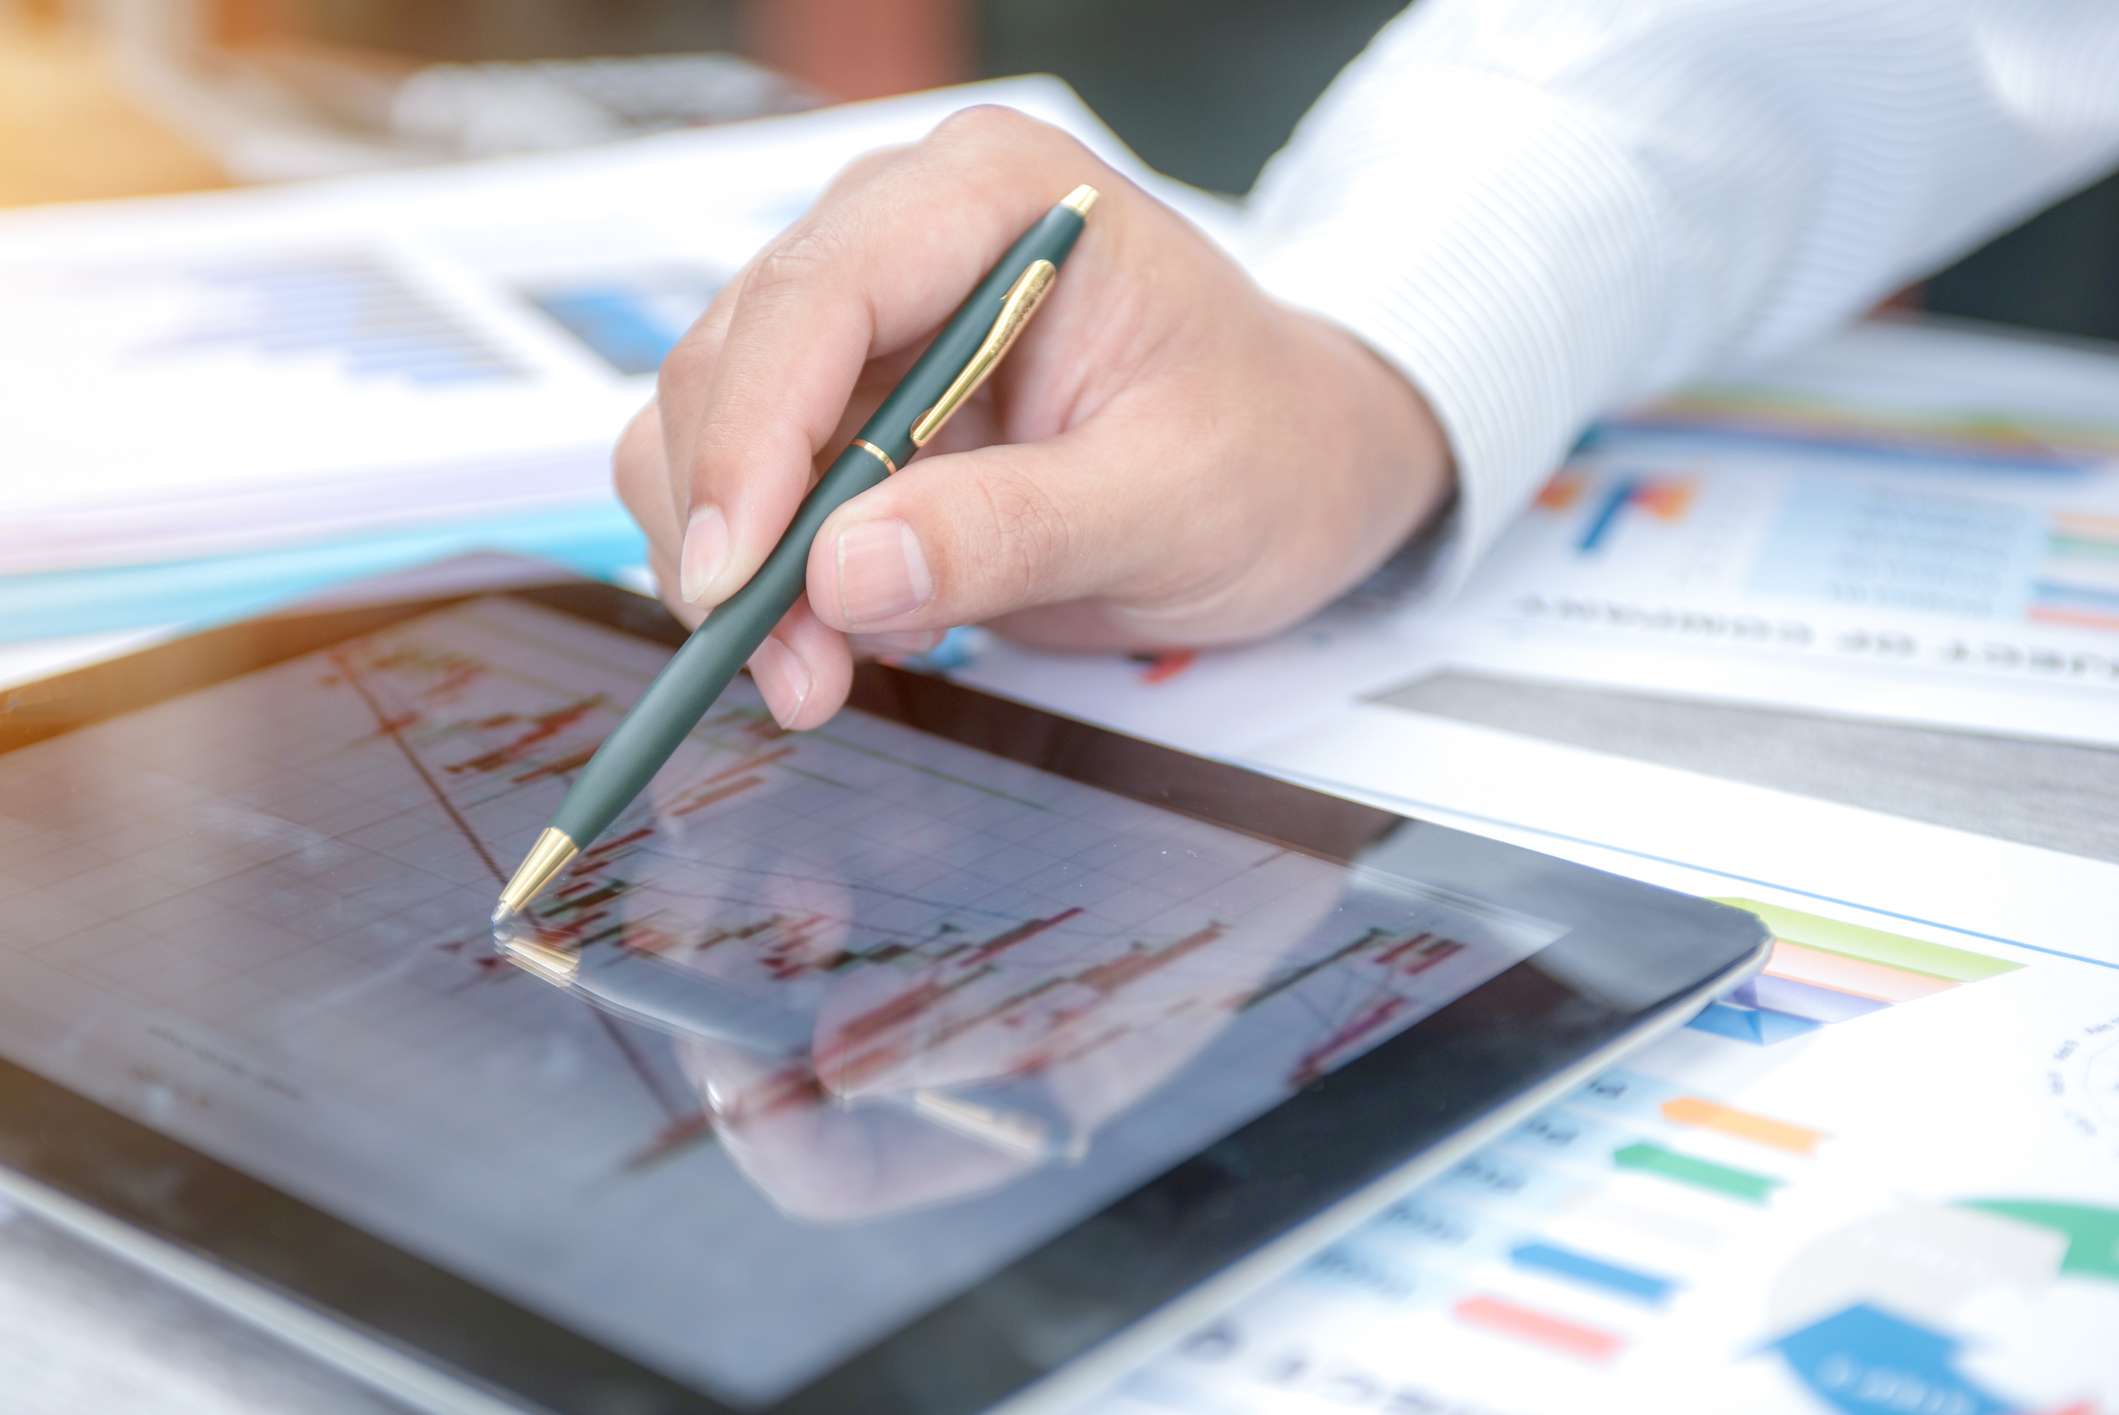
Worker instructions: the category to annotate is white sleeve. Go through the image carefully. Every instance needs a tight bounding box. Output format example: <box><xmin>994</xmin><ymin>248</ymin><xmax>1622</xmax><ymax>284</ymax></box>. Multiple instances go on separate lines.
<box><xmin>1244</xmin><ymin>1</ymin><xmax>2119</xmax><ymax>577</ymax></box>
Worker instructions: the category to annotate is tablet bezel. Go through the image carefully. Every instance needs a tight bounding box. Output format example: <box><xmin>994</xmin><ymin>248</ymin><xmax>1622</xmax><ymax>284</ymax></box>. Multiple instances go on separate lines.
<box><xmin>0</xmin><ymin>581</ymin><xmax>1769</xmax><ymax>1415</ymax></box>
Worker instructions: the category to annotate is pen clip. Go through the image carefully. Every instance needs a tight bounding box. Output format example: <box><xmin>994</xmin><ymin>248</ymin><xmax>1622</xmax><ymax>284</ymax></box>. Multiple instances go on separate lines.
<box><xmin>909</xmin><ymin>259</ymin><xmax>1057</xmax><ymax>448</ymax></box>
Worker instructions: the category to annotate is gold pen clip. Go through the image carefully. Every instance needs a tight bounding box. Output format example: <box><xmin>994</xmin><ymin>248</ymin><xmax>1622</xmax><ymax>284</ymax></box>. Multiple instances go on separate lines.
<box><xmin>909</xmin><ymin>258</ymin><xmax>1057</xmax><ymax>448</ymax></box>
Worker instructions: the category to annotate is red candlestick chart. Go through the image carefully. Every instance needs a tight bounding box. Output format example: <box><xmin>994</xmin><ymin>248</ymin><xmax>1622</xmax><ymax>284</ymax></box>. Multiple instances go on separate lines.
<box><xmin>295</xmin><ymin>602</ymin><xmax>1550</xmax><ymax>1174</ymax></box>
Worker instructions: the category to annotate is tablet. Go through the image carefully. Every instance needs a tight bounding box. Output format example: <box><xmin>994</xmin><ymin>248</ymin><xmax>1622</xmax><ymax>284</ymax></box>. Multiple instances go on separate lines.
<box><xmin>0</xmin><ymin>581</ymin><xmax>1767</xmax><ymax>1415</ymax></box>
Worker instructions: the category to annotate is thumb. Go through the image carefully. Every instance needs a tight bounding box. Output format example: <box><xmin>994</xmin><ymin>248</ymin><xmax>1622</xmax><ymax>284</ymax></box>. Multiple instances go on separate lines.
<box><xmin>805</xmin><ymin>424</ymin><xmax>1148</xmax><ymax>634</ymax></box>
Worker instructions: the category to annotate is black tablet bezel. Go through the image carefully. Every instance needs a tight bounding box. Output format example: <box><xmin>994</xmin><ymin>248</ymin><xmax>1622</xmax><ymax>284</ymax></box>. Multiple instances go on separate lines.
<box><xmin>0</xmin><ymin>581</ymin><xmax>1769</xmax><ymax>1415</ymax></box>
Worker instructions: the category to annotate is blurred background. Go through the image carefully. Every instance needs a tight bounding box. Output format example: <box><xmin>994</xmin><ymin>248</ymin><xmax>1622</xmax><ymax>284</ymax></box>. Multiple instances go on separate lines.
<box><xmin>4</xmin><ymin>0</ymin><xmax>2115</xmax><ymax>343</ymax></box>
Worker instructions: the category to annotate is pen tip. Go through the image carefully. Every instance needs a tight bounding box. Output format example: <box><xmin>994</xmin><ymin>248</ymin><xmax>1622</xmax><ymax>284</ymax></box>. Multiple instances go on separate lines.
<box><xmin>1060</xmin><ymin>184</ymin><xmax>1098</xmax><ymax>218</ymax></box>
<box><xmin>495</xmin><ymin>827</ymin><xmax>580</xmax><ymax>919</ymax></box>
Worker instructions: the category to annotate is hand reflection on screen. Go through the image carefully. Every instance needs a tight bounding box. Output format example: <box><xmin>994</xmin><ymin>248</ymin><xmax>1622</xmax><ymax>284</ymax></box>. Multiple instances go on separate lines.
<box><xmin>491</xmin><ymin>796</ymin><xmax>1349</xmax><ymax>1223</ymax></box>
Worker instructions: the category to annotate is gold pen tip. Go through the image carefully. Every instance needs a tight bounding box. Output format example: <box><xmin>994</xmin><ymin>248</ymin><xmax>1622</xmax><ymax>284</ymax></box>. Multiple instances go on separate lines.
<box><xmin>495</xmin><ymin>827</ymin><xmax>579</xmax><ymax>919</ymax></box>
<box><xmin>1060</xmin><ymin>184</ymin><xmax>1099</xmax><ymax>218</ymax></box>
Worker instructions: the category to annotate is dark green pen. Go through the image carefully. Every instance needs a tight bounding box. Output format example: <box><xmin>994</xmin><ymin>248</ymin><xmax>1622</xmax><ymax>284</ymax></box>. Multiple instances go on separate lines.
<box><xmin>496</xmin><ymin>183</ymin><xmax>1098</xmax><ymax>918</ymax></box>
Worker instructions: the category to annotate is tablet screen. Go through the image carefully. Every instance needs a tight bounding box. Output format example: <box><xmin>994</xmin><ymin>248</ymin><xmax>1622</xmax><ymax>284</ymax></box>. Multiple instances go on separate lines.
<box><xmin>0</xmin><ymin>596</ymin><xmax>1562</xmax><ymax>1406</ymax></box>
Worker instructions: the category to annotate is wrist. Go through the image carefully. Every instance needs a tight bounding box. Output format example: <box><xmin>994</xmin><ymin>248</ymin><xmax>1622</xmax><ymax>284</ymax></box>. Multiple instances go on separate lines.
<box><xmin>1297</xmin><ymin>308</ymin><xmax>1457</xmax><ymax>541</ymax></box>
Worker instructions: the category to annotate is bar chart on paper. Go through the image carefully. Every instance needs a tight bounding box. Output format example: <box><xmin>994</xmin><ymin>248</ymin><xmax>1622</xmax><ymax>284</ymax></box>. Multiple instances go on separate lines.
<box><xmin>1126</xmin><ymin>1074</ymin><xmax>2119</xmax><ymax>1415</ymax></box>
<box><xmin>17</xmin><ymin>250</ymin><xmax>532</xmax><ymax>390</ymax></box>
<box><xmin>1687</xmin><ymin>898</ymin><xmax>2023</xmax><ymax>1046</ymax></box>
<box><xmin>1536</xmin><ymin>469</ymin><xmax>1700</xmax><ymax>555</ymax></box>
<box><xmin>0</xmin><ymin>241</ymin><xmax>661</xmax><ymax>636</ymax></box>
<box><xmin>518</xmin><ymin>266</ymin><xmax>724</xmax><ymax>376</ymax></box>
<box><xmin>1740</xmin><ymin>1194</ymin><xmax>2119</xmax><ymax>1415</ymax></box>
<box><xmin>1122</xmin><ymin>1066</ymin><xmax>1830</xmax><ymax>1411</ymax></box>
<box><xmin>1522</xmin><ymin>450</ymin><xmax>2119</xmax><ymax>633</ymax></box>
<box><xmin>0</xmin><ymin>238</ymin><xmax>640</xmax><ymax>557</ymax></box>
<box><xmin>2036</xmin><ymin>511</ymin><xmax>2119</xmax><ymax>633</ymax></box>
<box><xmin>1112</xmin><ymin>914</ymin><xmax>2118</xmax><ymax>1415</ymax></box>
<box><xmin>1429</xmin><ymin>385</ymin><xmax>2119</xmax><ymax>745</ymax></box>
<box><xmin>1430</xmin><ymin>322</ymin><xmax>2119</xmax><ymax>746</ymax></box>
<box><xmin>1607</xmin><ymin>385</ymin><xmax>2119</xmax><ymax>475</ymax></box>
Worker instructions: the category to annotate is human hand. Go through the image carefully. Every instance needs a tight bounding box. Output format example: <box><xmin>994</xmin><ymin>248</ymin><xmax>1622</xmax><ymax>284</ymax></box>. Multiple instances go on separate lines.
<box><xmin>616</xmin><ymin>105</ymin><xmax>1454</xmax><ymax>729</ymax></box>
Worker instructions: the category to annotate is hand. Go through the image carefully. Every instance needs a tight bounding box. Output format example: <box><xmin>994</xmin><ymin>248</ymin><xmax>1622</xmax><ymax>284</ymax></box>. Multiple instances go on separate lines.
<box><xmin>616</xmin><ymin>105</ymin><xmax>1454</xmax><ymax>729</ymax></box>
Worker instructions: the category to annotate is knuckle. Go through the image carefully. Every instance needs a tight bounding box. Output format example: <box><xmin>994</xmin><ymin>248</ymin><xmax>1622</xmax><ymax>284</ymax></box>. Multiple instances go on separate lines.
<box><xmin>929</xmin><ymin>105</ymin><xmax>1091</xmax><ymax>173</ymax></box>
<box><xmin>930</xmin><ymin>103</ymin><xmax>1037</xmax><ymax>152</ymax></box>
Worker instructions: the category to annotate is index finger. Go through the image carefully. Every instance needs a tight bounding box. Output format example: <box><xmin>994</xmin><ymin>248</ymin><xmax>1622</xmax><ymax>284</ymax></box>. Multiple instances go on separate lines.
<box><xmin>662</xmin><ymin>105</ymin><xmax>1115</xmax><ymax>609</ymax></box>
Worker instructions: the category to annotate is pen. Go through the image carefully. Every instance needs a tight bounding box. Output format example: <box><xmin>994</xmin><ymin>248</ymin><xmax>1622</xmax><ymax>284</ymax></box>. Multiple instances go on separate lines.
<box><xmin>497</xmin><ymin>183</ymin><xmax>1098</xmax><ymax>917</ymax></box>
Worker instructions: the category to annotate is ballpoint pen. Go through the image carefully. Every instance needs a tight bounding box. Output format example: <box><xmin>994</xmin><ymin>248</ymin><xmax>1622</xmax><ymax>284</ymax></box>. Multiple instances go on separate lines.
<box><xmin>495</xmin><ymin>182</ymin><xmax>1098</xmax><ymax>918</ymax></box>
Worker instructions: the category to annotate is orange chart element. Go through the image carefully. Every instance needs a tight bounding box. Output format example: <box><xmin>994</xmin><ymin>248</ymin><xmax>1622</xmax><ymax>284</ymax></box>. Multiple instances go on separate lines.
<box><xmin>1659</xmin><ymin>1096</ymin><xmax>1824</xmax><ymax>1156</ymax></box>
<box><xmin>1547</xmin><ymin>470</ymin><xmax>1701</xmax><ymax>553</ymax></box>
<box><xmin>1630</xmin><ymin>477</ymin><xmax>1698</xmax><ymax>522</ymax></box>
<box><xmin>1535</xmin><ymin>471</ymin><xmax>1588</xmax><ymax>511</ymax></box>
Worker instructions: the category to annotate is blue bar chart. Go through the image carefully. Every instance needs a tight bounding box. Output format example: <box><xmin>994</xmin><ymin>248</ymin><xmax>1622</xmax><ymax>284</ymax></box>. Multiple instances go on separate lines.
<box><xmin>135</xmin><ymin>253</ymin><xmax>528</xmax><ymax>386</ymax></box>
<box><xmin>519</xmin><ymin>267</ymin><xmax>725</xmax><ymax>375</ymax></box>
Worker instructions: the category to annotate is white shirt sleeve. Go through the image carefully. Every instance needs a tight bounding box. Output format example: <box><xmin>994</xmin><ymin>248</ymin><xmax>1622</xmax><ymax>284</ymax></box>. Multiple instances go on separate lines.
<box><xmin>1244</xmin><ymin>1</ymin><xmax>2119</xmax><ymax>578</ymax></box>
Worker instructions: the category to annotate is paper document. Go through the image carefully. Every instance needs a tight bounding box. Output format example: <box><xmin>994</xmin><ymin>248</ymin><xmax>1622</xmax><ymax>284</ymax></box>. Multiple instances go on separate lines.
<box><xmin>1427</xmin><ymin>319</ymin><xmax>2119</xmax><ymax>747</ymax></box>
<box><xmin>0</xmin><ymin>77</ymin><xmax>1230</xmax><ymax>640</ymax></box>
<box><xmin>1076</xmin><ymin>707</ymin><xmax>2119</xmax><ymax>1414</ymax></box>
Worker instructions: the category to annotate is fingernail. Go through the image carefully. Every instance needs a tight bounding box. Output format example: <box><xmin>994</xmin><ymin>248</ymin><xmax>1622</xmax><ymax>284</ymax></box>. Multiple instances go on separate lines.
<box><xmin>834</xmin><ymin>519</ymin><xmax>933</xmax><ymax>628</ymax></box>
<box><xmin>851</xmin><ymin>629</ymin><xmax>944</xmax><ymax>658</ymax></box>
<box><xmin>679</xmin><ymin>504</ymin><xmax>729</xmax><ymax>604</ymax></box>
<box><xmin>748</xmin><ymin>634</ymin><xmax>811</xmax><ymax>727</ymax></box>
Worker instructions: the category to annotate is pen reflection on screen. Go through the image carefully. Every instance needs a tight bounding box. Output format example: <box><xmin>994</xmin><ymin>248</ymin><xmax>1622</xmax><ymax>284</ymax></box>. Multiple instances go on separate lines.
<box><xmin>487</xmin><ymin>836</ymin><xmax>1338</xmax><ymax>1223</ymax></box>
